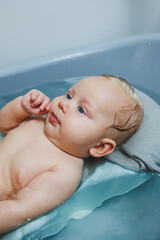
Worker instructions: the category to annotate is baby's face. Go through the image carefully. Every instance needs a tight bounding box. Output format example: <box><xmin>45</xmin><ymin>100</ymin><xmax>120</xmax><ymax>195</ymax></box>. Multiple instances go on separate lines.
<box><xmin>44</xmin><ymin>76</ymin><xmax>132</xmax><ymax>158</ymax></box>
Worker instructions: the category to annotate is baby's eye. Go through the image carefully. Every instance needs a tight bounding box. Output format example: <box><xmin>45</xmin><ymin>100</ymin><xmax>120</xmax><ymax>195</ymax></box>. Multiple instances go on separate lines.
<box><xmin>66</xmin><ymin>93</ymin><xmax>71</xmax><ymax>100</ymax></box>
<box><xmin>78</xmin><ymin>106</ymin><xmax>85</xmax><ymax>114</ymax></box>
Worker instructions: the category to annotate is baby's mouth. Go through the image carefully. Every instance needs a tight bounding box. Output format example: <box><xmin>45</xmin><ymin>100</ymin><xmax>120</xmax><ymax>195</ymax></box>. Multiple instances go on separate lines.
<box><xmin>49</xmin><ymin>112</ymin><xmax>60</xmax><ymax>125</ymax></box>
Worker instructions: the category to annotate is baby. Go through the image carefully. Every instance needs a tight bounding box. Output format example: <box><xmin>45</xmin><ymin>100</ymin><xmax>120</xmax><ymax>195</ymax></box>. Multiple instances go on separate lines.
<box><xmin>0</xmin><ymin>75</ymin><xmax>143</xmax><ymax>233</ymax></box>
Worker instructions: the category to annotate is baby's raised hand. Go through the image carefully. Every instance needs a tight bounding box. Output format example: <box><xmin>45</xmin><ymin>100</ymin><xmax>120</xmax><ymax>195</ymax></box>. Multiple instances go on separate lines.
<box><xmin>21</xmin><ymin>89</ymin><xmax>51</xmax><ymax>116</ymax></box>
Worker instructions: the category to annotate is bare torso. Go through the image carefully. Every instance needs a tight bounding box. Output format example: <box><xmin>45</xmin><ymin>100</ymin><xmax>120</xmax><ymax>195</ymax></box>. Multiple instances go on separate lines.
<box><xmin>0</xmin><ymin>117</ymin><xmax>83</xmax><ymax>201</ymax></box>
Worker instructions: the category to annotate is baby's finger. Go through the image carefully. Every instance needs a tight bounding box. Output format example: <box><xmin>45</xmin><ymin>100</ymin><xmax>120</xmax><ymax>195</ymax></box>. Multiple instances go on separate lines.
<box><xmin>45</xmin><ymin>102</ymin><xmax>51</xmax><ymax>112</ymax></box>
<box><xmin>31</xmin><ymin>90</ymin><xmax>39</xmax><ymax>102</ymax></box>
<box><xmin>40</xmin><ymin>98</ymin><xmax>51</xmax><ymax>111</ymax></box>
<box><xmin>31</xmin><ymin>95</ymin><xmax>45</xmax><ymax>107</ymax></box>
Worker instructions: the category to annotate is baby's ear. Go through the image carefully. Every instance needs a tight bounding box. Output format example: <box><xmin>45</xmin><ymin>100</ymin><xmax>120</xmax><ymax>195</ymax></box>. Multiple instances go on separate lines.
<box><xmin>89</xmin><ymin>138</ymin><xmax>116</xmax><ymax>158</ymax></box>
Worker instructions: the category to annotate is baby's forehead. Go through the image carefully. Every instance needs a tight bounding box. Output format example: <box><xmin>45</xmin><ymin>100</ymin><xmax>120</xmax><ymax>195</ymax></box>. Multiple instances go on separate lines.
<box><xmin>75</xmin><ymin>77</ymin><xmax>131</xmax><ymax>115</ymax></box>
<box><xmin>77</xmin><ymin>76</ymin><xmax>128</xmax><ymax>103</ymax></box>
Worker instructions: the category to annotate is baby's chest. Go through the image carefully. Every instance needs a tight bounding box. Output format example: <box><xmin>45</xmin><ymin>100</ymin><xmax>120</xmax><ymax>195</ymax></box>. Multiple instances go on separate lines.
<box><xmin>10</xmin><ymin>146</ymin><xmax>56</xmax><ymax>192</ymax></box>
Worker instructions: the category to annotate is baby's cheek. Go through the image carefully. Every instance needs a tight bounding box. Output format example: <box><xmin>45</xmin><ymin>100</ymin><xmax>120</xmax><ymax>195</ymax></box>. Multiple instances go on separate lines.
<box><xmin>64</xmin><ymin>127</ymin><xmax>80</xmax><ymax>140</ymax></box>
<box><xmin>62</xmin><ymin>123</ymin><xmax>82</xmax><ymax>141</ymax></box>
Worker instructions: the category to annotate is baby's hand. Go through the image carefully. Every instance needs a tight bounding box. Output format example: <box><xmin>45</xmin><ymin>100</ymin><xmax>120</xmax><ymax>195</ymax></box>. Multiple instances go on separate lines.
<box><xmin>21</xmin><ymin>89</ymin><xmax>51</xmax><ymax>116</ymax></box>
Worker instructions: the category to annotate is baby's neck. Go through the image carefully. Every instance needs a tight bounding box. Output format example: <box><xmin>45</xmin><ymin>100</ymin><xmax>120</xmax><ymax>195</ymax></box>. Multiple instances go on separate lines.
<box><xmin>43</xmin><ymin>131</ymin><xmax>83</xmax><ymax>163</ymax></box>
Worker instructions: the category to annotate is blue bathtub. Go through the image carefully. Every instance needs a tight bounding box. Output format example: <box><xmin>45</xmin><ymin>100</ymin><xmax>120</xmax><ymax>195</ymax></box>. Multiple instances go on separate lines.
<box><xmin>0</xmin><ymin>34</ymin><xmax>160</xmax><ymax>240</ymax></box>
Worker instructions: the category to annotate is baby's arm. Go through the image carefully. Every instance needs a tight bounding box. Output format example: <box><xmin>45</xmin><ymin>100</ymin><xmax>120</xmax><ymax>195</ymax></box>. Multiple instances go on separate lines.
<box><xmin>0</xmin><ymin>165</ymin><xmax>82</xmax><ymax>233</ymax></box>
<box><xmin>0</xmin><ymin>90</ymin><xmax>51</xmax><ymax>133</ymax></box>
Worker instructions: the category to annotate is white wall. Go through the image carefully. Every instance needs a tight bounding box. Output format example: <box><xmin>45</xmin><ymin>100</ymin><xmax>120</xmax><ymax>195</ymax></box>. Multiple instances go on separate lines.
<box><xmin>0</xmin><ymin>0</ymin><xmax>160</xmax><ymax>71</ymax></box>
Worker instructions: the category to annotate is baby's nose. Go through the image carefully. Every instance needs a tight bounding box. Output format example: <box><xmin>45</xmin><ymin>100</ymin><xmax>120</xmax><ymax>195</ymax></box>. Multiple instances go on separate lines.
<box><xmin>58</xmin><ymin>97</ymin><xmax>69</xmax><ymax>113</ymax></box>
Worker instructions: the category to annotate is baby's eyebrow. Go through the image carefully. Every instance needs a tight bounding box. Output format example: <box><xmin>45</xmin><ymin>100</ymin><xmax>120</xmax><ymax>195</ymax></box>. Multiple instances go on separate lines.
<box><xmin>69</xmin><ymin>87</ymin><xmax>76</xmax><ymax>96</ymax></box>
<box><xmin>82</xmin><ymin>98</ymin><xmax>92</xmax><ymax>107</ymax></box>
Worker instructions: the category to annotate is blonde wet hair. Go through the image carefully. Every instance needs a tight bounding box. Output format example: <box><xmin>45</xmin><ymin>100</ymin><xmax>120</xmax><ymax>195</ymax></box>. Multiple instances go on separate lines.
<box><xmin>101</xmin><ymin>74</ymin><xmax>144</xmax><ymax>146</ymax></box>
